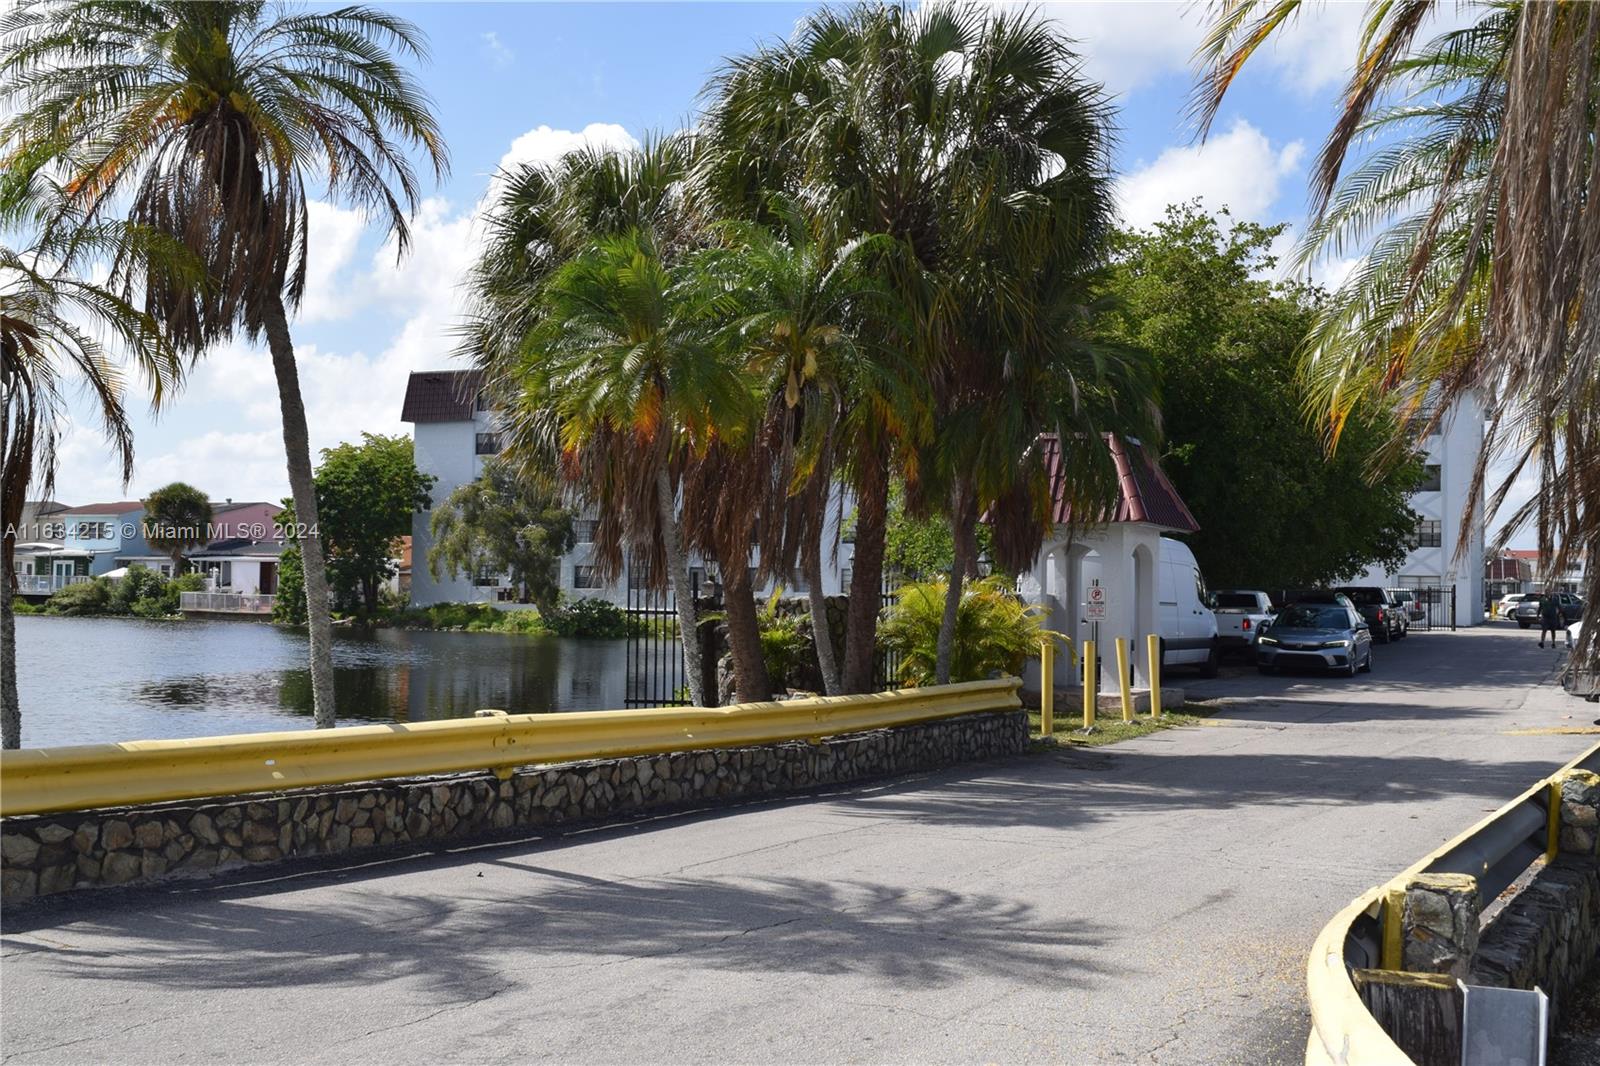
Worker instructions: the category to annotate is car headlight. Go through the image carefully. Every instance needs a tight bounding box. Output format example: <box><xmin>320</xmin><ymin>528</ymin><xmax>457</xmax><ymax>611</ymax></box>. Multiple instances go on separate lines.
<box><xmin>1320</xmin><ymin>639</ymin><xmax>1353</xmax><ymax>649</ymax></box>
<box><xmin>1258</xmin><ymin>636</ymin><xmax>1279</xmax><ymax>646</ymax></box>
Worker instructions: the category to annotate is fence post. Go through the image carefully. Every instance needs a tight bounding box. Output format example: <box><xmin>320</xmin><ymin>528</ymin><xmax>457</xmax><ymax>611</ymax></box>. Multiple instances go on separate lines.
<box><xmin>1082</xmin><ymin>639</ymin><xmax>1096</xmax><ymax>729</ymax></box>
<box><xmin>1146</xmin><ymin>633</ymin><xmax>1162</xmax><ymax>718</ymax></box>
<box><xmin>1040</xmin><ymin>641</ymin><xmax>1055</xmax><ymax>737</ymax></box>
<box><xmin>1116</xmin><ymin>638</ymin><xmax>1133</xmax><ymax>722</ymax></box>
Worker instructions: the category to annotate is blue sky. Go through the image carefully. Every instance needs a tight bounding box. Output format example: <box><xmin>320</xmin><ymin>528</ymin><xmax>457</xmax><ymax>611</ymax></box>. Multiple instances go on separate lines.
<box><xmin>55</xmin><ymin>2</ymin><xmax>1418</xmax><ymax>511</ymax></box>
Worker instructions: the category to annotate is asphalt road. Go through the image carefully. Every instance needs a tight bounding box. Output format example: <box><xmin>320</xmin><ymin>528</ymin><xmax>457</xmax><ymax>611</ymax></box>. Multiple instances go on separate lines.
<box><xmin>3</xmin><ymin>623</ymin><xmax>1595</xmax><ymax>1065</ymax></box>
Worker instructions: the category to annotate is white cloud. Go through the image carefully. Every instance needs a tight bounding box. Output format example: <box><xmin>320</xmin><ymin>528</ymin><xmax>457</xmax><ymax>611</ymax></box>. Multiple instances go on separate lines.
<box><xmin>297</xmin><ymin>200</ymin><xmax>366</xmax><ymax>323</ymax></box>
<box><xmin>480</xmin><ymin>31</ymin><xmax>513</xmax><ymax>70</ymax></box>
<box><xmin>1116</xmin><ymin>118</ymin><xmax>1304</xmax><ymax>229</ymax></box>
<box><xmin>495</xmin><ymin>122</ymin><xmax>639</xmax><ymax>176</ymax></box>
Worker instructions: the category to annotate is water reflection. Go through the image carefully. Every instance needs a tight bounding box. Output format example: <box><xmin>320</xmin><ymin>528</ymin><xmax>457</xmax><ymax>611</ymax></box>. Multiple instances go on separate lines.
<box><xmin>15</xmin><ymin>615</ymin><xmax>649</xmax><ymax>748</ymax></box>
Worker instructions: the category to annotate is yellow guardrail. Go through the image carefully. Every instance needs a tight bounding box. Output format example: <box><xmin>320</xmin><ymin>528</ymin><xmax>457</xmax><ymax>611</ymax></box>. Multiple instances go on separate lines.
<box><xmin>1305</xmin><ymin>738</ymin><xmax>1600</xmax><ymax>1065</ymax></box>
<box><xmin>0</xmin><ymin>678</ymin><xmax>1023</xmax><ymax>817</ymax></box>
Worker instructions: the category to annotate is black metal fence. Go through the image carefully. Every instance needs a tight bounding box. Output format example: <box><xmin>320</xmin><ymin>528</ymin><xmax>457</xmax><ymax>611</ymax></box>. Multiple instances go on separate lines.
<box><xmin>1407</xmin><ymin>586</ymin><xmax>1457</xmax><ymax>632</ymax></box>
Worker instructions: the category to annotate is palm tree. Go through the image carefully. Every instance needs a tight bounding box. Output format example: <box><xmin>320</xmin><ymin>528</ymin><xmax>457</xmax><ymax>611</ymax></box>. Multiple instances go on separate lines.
<box><xmin>143</xmin><ymin>481</ymin><xmax>212</xmax><ymax>574</ymax></box>
<box><xmin>696</xmin><ymin>210</ymin><xmax>899</xmax><ymax>696</ymax></box>
<box><xmin>513</xmin><ymin>230</ymin><xmax>750</xmax><ymax>707</ymax></box>
<box><xmin>0</xmin><ymin>166</ymin><xmax>184</xmax><ymax>748</ymax></box>
<box><xmin>1195</xmin><ymin>1</ymin><xmax>1600</xmax><ymax>668</ymax></box>
<box><xmin>2</xmin><ymin>0</ymin><xmax>449</xmax><ymax>726</ymax></box>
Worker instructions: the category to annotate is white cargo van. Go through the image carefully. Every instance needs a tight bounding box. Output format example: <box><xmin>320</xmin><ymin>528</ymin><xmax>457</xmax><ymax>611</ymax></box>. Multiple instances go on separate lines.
<box><xmin>1158</xmin><ymin>537</ymin><xmax>1219</xmax><ymax>676</ymax></box>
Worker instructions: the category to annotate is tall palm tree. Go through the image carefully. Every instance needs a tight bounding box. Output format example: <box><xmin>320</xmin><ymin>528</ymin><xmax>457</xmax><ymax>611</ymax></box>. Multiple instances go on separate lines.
<box><xmin>0</xmin><ymin>165</ymin><xmax>184</xmax><ymax>748</ymax></box>
<box><xmin>1195</xmin><ymin>1</ymin><xmax>1600</xmax><ymax>669</ymax></box>
<box><xmin>2</xmin><ymin>0</ymin><xmax>449</xmax><ymax>726</ymax></box>
<box><xmin>513</xmin><ymin>230</ymin><xmax>750</xmax><ymax>706</ymax></box>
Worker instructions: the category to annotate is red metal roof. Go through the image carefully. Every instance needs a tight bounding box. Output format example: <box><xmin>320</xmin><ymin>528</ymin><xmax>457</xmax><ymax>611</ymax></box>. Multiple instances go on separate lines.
<box><xmin>400</xmin><ymin>370</ymin><xmax>483</xmax><ymax>424</ymax></box>
<box><xmin>1039</xmin><ymin>433</ymin><xmax>1200</xmax><ymax>533</ymax></box>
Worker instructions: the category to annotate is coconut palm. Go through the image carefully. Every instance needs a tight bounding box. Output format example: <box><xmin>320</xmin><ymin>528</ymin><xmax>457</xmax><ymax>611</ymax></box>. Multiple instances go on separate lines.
<box><xmin>1</xmin><ymin>0</ymin><xmax>449</xmax><ymax>726</ymax></box>
<box><xmin>1196</xmin><ymin>1</ymin><xmax>1600</xmax><ymax>668</ymax></box>
<box><xmin>514</xmin><ymin>229</ymin><xmax>751</xmax><ymax>706</ymax></box>
<box><xmin>0</xmin><ymin>166</ymin><xmax>184</xmax><ymax>749</ymax></box>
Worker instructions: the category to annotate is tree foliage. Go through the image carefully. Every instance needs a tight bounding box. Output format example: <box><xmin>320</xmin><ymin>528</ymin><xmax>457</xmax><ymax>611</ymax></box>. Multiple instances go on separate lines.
<box><xmin>1099</xmin><ymin>205</ymin><xmax>1421</xmax><ymax>589</ymax></box>
<box><xmin>313</xmin><ymin>434</ymin><xmax>433</xmax><ymax>618</ymax></box>
<box><xmin>142</xmin><ymin>482</ymin><xmax>211</xmax><ymax>573</ymax></box>
<box><xmin>428</xmin><ymin>461</ymin><xmax>575</xmax><ymax>616</ymax></box>
<box><xmin>879</xmin><ymin>577</ymin><xmax>1068</xmax><ymax>687</ymax></box>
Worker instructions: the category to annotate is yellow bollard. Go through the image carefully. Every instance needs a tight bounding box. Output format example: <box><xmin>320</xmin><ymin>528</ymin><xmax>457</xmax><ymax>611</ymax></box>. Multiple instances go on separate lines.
<box><xmin>1116</xmin><ymin>637</ymin><xmax>1133</xmax><ymax>722</ymax></box>
<box><xmin>1082</xmin><ymin>639</ymin><xmax>1096</xmax><ymax>729</ymax></box>
<box><xmin>1040</xmin><ymin>641</ymin><xmax>1055</xmax><ymax>737</ymax></box>
<box><xmin>1146</xmin><ymin>633</ymin><xmax>1162</xmax><ymax>718</ymax></box>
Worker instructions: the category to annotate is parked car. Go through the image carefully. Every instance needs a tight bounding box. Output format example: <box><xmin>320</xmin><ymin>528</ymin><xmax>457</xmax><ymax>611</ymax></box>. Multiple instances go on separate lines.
<box><xmin>1213</xmin><ymin>589</ymin><xmax>1274</xmax><ymax>653</ymax></box>
<box><xmin>1279</xmin><ymin>589</ymin><xmax>1357</xmax><ymax>610</ymax></box>
<box><xmin>1497</xmin><ymin>592</ymin><xmax>1538</xmax><ymax>619</ymax></box>
<box><xmin>1388</xmin><ymin>588</ymin><xmax>1425</xmax><ymax>625</ymax></box>
<box><xmin>1334</xmin><ymin>586</ymin><xmax>1408</xmax><ymax>642</ymax></box>
<box><xmin>1157</xmin><ymin>537</ymin><xmax>1219</xmax><ymax>677</ymax></box>
<box><xmin>1257</xmin><ymin>601</ymin><xmax>1374</xmax><ymax>677</ymax></box>
<box><xmin>1514</xmin><ymin>592</ymin><xmax>1586</xmax><ymax>629</ymax></box>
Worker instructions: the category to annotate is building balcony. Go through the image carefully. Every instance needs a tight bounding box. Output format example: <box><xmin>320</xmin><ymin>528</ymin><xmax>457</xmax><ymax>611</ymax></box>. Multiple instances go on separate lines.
<box><xmin>179</xmin><ymin>591</ymin><xmax>276</xmax><ymax>615</ymax></box>
<box><xmin>16</xmin><ymin>574</ymin><xmax>90</xmax><ymax>595</ymax></box>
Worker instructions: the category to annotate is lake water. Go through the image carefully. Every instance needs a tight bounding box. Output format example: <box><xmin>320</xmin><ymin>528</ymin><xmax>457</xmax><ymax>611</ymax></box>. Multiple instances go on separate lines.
<box><xmin>13</xmin><ymin>614</ymin><xmax>647</xmax><ymax>748</ymax></box>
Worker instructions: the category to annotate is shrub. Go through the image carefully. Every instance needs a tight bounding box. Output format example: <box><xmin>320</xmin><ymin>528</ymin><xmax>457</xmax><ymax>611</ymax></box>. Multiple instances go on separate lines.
<box><xmin>272</xmin><ymin>547</ymin><xmax>306</xmax><ymax>625</ymax></box>
<box><xmin>878</xmin><ymin>576</ymin><xmax>1069</xmax><ymax>686</ymax></box>
<box><xmin>544</xmin><ymin>597</ymin><xmax>628</xmax><ymax>638</ymax></box>
<box><xmin>45</xmin><ymin>578</ymin><xmax>113</xmax><ymax>616</ymax></box>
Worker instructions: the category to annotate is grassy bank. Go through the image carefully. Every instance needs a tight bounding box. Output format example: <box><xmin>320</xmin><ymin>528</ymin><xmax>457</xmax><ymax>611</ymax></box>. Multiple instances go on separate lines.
<box><xmin>1027</xmin><ymin>704</ymin><xmax>1216</xmax><ymax>748</ymax></box>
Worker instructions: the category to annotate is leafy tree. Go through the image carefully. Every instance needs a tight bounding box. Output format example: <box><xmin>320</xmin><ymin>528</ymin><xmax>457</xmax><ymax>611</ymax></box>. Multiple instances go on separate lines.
<box><xmin>882</xmin><ymin>484</ymin><xmax>995</xmax><ymax>581</ymax></box>
<box><xmin>2</xmin><ymin>0</ymin><xmax>449</xmax><ymax>727</ymax></box>
<box><xmin>314</xmin><ymin>434</ymin><xmax>433</xmax><ymax>618</ymax></box>
<box><xmin>1099</xmin><ymin>205</ymin><xmax>1421</xmax><ymax>589</ymax></box>
<box><xmin>428</xmin><ymin>462</ymin><xmax>576</xmax><ymax>617</ymax></box>
<box><xmin>273</xmin><ymin>545</ymin><xmax>306</xmax><ymax>626</ymax></box>
<box><xmin>142</xmin><ymin>482</ymin><xmax>211</xmax><ymax>574</ymax></box>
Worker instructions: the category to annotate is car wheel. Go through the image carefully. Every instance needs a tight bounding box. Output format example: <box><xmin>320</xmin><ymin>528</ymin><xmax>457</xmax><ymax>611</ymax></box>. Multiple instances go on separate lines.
<box><xmin>1199</xmin><ymin>644</ymin><xmax>1220</xmax><ymax>679</ymax></box>
<box><xmin>1342</xmin><ymin>657</ymin><xmax>1359</xmax><ymax>677</ymax></box>
<box><xmin>1361</xmin><ymin>648</ymin><xmax>1373</xmax><ymax>673</ymax></box>
<box><xmin>1519</xmin><ymin>620</ymin><xmax>1532</xmax><ymax>629</ymax></box>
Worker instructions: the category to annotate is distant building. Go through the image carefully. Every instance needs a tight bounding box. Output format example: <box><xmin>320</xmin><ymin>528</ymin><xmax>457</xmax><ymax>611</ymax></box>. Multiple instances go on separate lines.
<box><xmin>1484</xmin><ymin>551</ymin><xmax>1534</xmax><ymax>606</ymax></box>
<box><xmin>1498</xmin><ymin>549</ymin><xmax>1586</xmax><ymax>597</ymax></box>
<box><xmin>401</xmin><ymin>369</ymin><xmax>853</xmax><ymax>608</ymax></box>
<box><xmin>1352</xmin><ymin>395</ymin><xmax>1486</xmax><ymax>626</ymax></box>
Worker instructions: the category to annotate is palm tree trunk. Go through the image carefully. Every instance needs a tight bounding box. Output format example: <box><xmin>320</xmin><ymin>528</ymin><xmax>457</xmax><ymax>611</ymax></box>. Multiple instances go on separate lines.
<box><xmin>718</xmin><ymin>548</ymin><xmax>772</xmax><ymax>703</ymax></box>
<box><xmin>654</xmin><ymin>464</ymin><xmax>706</xmax><ymax>706</ymax></box>
<box><xmin>935</xmin><ymin>480</ymin><xmax>978</xmax><ymax>685</ymax></box>
<box><xmin>0</xmin><ymin>527</ymin><xmax>17</xmax><ymax>750</ymax></box>
<box><xmin>842</xmin><ymin>449</ymin><xmax>890</xmax><ymax>693</ymax></box>
<box><xmin>262</xmin><ymin>293</ymin><xmax>338</xmax><ymax>728</ymax></box>
<box><xmin>804</xmin><ymin>531</ymin><xmax>841</xmax><ymax>695</ymax></box>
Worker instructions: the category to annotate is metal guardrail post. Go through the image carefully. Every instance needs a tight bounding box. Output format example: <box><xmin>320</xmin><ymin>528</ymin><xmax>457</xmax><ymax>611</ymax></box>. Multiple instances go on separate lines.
<box><xmin>1116</xmin><ymin>637</ymin><xmax>1133</xmax><ymax>722</ymax></box>
<box><xmin>1147</xmin><ymin>633</ymin><xmax>1162</xmax><ymax>718</ymax></box>
<box><xmin>1040</xmin><ymin>641</ymin><xmax>1054</xmax><ymax>737</ymax></box>
<box><xmin>1082</xmin><ymin>639</ymin><xmax>1096</xmax><ymax>729</ymax></box>
<box><xmin>1380</xmin><ymin>884</ymin><xmax>1405</xmax><ymax>970</ymax></box>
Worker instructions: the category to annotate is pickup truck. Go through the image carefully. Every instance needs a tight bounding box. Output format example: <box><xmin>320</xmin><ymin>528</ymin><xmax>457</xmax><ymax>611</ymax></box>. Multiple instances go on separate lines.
<box><xmin>1334</xmin><ymin>586</ymin><xmax>1408</xmax><ymax>642</ymax></box>
<box><xmin>1212</xmin><ymin>589</ymin><xmax>1274</xmax><ymax>653</ymax></box>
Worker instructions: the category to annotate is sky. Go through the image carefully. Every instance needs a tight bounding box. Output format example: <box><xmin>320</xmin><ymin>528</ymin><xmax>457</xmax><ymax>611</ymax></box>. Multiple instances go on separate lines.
<box><xmin>49</xmin><ymin>1</ymin><xmax>1523</xmax><ymax>539</ymax></box>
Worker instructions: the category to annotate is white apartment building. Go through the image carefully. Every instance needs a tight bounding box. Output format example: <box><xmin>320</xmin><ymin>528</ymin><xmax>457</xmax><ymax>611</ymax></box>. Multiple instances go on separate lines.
<box><xmin>1353</xmin><ymin>394</ymin><xmax>1486</xmax><ymax>626</ymax></box>
<box><xmin>402</xmin><ymin>369</ymin><xmax>853</xmax><ymax>609</ymax></box>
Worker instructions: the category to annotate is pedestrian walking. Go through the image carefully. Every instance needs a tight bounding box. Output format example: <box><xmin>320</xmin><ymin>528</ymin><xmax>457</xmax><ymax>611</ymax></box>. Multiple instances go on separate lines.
<box><xmin>1538</xmin><ymin>588</ymin><xmax>1561</xmax><ymax>648</ymax></box>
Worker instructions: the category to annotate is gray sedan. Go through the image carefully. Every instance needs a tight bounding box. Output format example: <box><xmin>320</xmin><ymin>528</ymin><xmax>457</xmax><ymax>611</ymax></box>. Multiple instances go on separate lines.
<box><xmin>1257</xmin><ymin>603</ymin><xmax>1374</xmax><ymax>677</ymax></box>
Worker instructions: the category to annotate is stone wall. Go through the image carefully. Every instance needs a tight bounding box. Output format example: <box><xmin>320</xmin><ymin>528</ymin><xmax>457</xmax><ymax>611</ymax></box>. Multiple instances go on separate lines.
<box><xmin>0</xmin><ymin>708</ymin><xmax>1026</xmax><ymax>901</ymax></box>
<box><xmin>1470</xmin><ymin>857</ymin><xmax>1600</xmax><ymax>1020</ymax></box>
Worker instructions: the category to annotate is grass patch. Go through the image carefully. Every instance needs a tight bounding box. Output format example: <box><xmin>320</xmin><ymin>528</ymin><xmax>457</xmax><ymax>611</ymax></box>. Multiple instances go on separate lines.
<box><xmin>1026</xmin><ymin>703</ymin><xmax>1217</xmax><ymax>748</ymax></box>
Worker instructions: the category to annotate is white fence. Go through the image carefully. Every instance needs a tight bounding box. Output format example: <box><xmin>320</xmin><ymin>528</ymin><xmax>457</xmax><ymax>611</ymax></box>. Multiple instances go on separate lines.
<box><xmin>179</xmin><ymin>591</ymin><xmax>275</xmax><ymax>614</ymax></box>
<box><xmin>16</xmin><ymin>574</ymin><xmax>90</xmax><ymax>595</ymax></box>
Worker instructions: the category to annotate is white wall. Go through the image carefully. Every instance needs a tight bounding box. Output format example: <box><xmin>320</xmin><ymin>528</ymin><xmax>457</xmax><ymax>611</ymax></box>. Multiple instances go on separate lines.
<box><xmin>1355</xmin><ymin>393</ymin><xmax>1485</xmax><ymax>625</ymax></box>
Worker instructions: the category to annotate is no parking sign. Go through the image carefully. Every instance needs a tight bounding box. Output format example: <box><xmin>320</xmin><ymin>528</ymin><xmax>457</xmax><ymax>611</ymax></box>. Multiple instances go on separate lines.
<box><xmin>1086</xmin><ymin>585</ymin><xmax>1107</xmax><ymax>620</ymax></box>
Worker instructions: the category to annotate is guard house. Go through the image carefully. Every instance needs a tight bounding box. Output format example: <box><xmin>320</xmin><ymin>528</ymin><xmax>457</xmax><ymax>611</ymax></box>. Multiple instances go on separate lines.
<box><xmin>1018</xmin><ymin>434</ymin><xmax>1200</xmax><ymax>697</ymax></box>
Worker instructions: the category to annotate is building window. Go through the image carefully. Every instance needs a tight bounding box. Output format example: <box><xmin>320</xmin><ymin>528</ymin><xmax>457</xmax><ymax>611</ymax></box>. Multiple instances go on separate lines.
<box><xmin>574</xmin><ymin>565</ymin><xmax>602</xmax><ymax>590</ymax></box>
<box><xmin>475</xmin><ymin>432</ymin><xmax>500</xmax><ymax>455</ymax></box>
<box><xmin>575</xmin><ymin>519</ymin><xmax>600</xmax><ymax>545</ymax></box>
<box><xmin>473</xmin><ymin>566</ymin><xmax>500</xmax><ymax>587</ymax></box>
<box><xmin>1415</xmin><ymin>519</ymin><xmax>1442</xmax><ymax>548</ymax></box>
<box><xmin>1416</xmin><ymin>464</ymin><xmax>1442</xmax><ymax>492</ymax></box>
<box><xmin>627</xmin><ymin>562</ymin><xmax>651</xmax><ymax>591</ymax></box>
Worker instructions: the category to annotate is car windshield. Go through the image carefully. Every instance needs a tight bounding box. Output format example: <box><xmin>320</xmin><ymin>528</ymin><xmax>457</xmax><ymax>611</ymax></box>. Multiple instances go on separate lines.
<box><xmin>1214</xmin><ymin>593</ymin><xmax>1260</xmax><ymax>609</ymax></box>
<box><xmin>1336</xmin><ymin>588</ymin><xmax>1383</xmax><ymax>605</ymax></box>
<box><xmin>1276</xmin><ymin>605</ymin><xmax>1349</xmax><ymax>629</ymax></box>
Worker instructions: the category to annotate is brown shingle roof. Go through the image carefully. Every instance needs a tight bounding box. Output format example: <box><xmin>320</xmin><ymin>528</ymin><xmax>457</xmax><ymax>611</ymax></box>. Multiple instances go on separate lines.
<box><xmin>59</xmin><ymin>501</ymin><xmax>145</xmax><ymax>515</ymax></box>
<box><xmin>1039</xmin><ymin>433</ymin><xmax>1199</xmax><ymax>534</ymax></box>
<box><xmin>400</xmin><ymin>370</ymin><xmax>483</xmax><ymax>423</ymax></box>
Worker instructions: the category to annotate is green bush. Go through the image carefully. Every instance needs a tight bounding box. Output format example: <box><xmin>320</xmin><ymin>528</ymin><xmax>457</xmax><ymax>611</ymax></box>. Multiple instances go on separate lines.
<box><xmin>45</xmin><ymin>578</ymin><xmax>113</xmax><ymax>616</ymax></box>
<box><xmin>757</xmin><ymin>612</ymin><xmax>812</xmax><ymax>690</ymax></box>
<box><xmin>544</xmin><ymin>597</ymin><xmax>628</xmax><ymax>638</ymax></box>
<box><xmin>878</xmin><ymin>576</ymin><xmax>1069</xmax><ymax>686</ymax></box>
<box><xmin>272</xmin><ymin>547</ymin><xmax>306</xmax><ymax>625</ymax></box>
